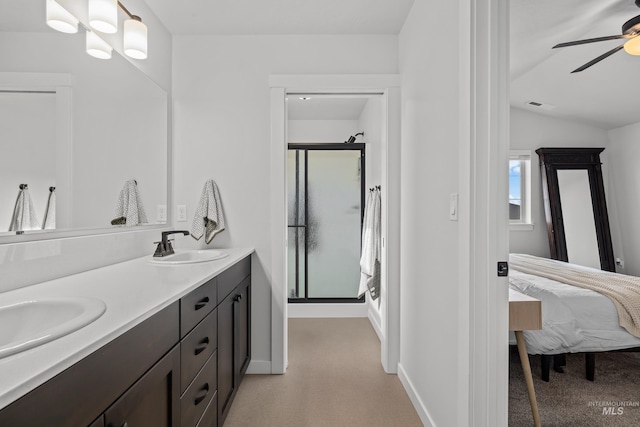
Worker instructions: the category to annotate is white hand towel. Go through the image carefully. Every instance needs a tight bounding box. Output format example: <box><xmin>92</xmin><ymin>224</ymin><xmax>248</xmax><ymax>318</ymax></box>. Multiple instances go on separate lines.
<box><xmin>111</xmin><ymin>179</ymin><xmax>148</xmax><ymax>226</ymax></box>
<box><xmin>191</xmin><ymin>180</ymin><xmax>226</xmax><ymax>244</ymax></box>
<box><xmin>42</xmin><ymin>189</ymin><xmax>56</xmax><ymax>230</ymax></box>
<box><xmin>358</xmin><ymin>189</ymin><xmax>381</xmax><ymax>298</ymax></box>
<box><xmin>9</xmin><ymin>188</ymin><xmax>40</xmax><ymax>232</ymax></box>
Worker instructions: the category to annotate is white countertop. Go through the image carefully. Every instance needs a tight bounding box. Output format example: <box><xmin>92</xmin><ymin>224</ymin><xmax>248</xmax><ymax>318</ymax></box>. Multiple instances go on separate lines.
<box><xmin>0</xmin><ymin>247</ymin><xmax>254</xmax><ymax>410</ymax></box>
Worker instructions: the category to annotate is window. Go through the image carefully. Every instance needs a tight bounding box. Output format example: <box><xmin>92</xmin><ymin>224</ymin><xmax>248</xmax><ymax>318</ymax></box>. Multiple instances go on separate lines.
<box><xmin>509</xmin><ymin>150</ymin><xmax>532</xmax><ymax>228</ymax></box>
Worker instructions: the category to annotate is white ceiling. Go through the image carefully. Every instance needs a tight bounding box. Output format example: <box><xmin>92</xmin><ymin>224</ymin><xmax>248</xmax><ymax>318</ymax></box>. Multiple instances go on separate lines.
<box><xmin>144</xmin><ymin>0</ymin><xmax>415</xmax><ymax>35</ymax></box>
<box><xmin>511</xmin><ymin>0</ymin><xmax>640</xmax><ymax>129</ymax></box>
<box><xmin>287</xmin><ymin>96</ymin><xmax>369</xmax><ymax>120</ymax></box>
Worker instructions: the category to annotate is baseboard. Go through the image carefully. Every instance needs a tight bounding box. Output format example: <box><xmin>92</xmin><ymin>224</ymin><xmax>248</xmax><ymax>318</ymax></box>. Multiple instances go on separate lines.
<box><xmin>368</xmin><ymin>306</ymin><xmax>383</xmax><ymax>342</ymax></box>
<box><xmin>246</xmin><ymin>360</ymin><xmax>272</xmax><ymax>374</ymax></box>
<box><xmin>287</xmin><ymin>303</ymin><xmax>368</xmax><ymax>318</ymax></box>
<box><xmin>398</xmin><ymin>363</ymin><xmax>436</xmax><ymax>427</ymax></box>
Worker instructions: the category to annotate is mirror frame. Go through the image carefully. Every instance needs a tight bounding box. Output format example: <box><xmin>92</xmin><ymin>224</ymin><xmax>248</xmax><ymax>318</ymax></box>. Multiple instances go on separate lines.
<box><xmin>536</xmin><ymin>147</ymin><xmax>615</xmax><ymax>271</ymax></box>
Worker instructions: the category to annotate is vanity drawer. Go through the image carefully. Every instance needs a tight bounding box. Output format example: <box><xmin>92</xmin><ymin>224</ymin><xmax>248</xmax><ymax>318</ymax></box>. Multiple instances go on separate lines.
<box><xmin>181</xmin><ymin>277</ymin><xmax>217</xmax><ymax>337</ymax></box>
<box><xmin>181</xmin><ymin>352</ymin><xmax>217</xmax><ymax>427</ymax></box>
<box><xmin>196</xmin><ymin>394</ymin><xmax>218</xmax><ymax>427</ymax></box>
<box><xmin>181</xmin><ymin>309</ymin><xmax>217</xmax><ymax>393</ymax></box>
<box><xmin>217</xmin><ymin>256</ymin><xmax>251</xmax><ymax>304</ymax></box>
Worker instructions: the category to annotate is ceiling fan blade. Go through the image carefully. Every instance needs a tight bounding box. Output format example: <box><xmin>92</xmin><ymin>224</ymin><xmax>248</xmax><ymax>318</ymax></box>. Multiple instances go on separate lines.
<box><xmin>571</xmin><ymin>44</ymin><xmax>625</xmax><ymax>73</ymax></box>
<box><xmin>553</xmin><ymin>35</ymin><xmax>627</xmax><ymax>49</ymax></box>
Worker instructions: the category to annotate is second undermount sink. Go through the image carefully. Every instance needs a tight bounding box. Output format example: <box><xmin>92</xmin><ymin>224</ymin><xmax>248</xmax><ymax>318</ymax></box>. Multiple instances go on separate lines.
<box><xmin>148</xmin><ymin>249</ymin><xmax>229</xmax><ymax>265</ymax></box>
<box><xmin>0</xmin><ymin>297</ymin><xmax>107</xmax><ymax>359</ymax></box>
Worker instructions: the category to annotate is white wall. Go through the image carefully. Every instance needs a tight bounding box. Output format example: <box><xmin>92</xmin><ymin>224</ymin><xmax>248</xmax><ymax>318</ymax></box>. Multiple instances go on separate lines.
<box><xmin>607</xmin><ymin>122</ymin><xmax>640</xmax><ymax>275</ymax></box>
<box><xmin>508</xmin><ymin>108</ymin><xmax>614</xmax><ymax>258</ymax></box>
<box><xmin>398</xmin><ymin>0</ymin><xmax>464</xmax><ymax>424</ymax></box>
<box><xmin>288</xmin><ymin>119</ymin><xmax>358</xmax><ymax>142</ymax></box>
<box><xmin>172</xmin><ymin>35</ymin><xmax>398</xmax><ymax>371</ymax></box>
<box><xmin>358</xmin><ymin>97</ymin><xmax>384</xmax><ymax>322</ymax></box>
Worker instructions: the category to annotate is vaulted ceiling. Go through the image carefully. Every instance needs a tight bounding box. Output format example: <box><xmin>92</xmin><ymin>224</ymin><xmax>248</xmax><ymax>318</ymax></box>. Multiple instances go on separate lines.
<box><xmin>511</xmin><ymin>0</ymin><xmax>640</xmax><ymax>129</ymax></box>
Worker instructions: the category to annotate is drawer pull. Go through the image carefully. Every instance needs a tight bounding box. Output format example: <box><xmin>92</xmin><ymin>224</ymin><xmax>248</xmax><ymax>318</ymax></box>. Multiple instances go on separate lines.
<box><xmin>194</xmin><ymin>383</ymin><xmax>210</xmax><ymax>406</ymax></box>
<box><xmin>194</xmin><ymin>297</ymin><xmax>210</xmax><ymax>311</ymax></box>
<box><xmin>194</xmin><ymin>337</ymin><xmax>210</xmax><ymax>355</ymax></box>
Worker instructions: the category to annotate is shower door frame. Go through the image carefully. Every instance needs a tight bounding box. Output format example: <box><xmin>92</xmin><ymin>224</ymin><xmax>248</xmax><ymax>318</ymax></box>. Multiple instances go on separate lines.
<box><xmin>287</xmin><ymin>143</ymin><xmax>366</xmax><ymax>304</ymax></box>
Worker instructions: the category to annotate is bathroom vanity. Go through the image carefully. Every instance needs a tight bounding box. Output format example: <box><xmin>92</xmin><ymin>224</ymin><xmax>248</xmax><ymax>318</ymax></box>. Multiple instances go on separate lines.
<box><xmin>0</xmin><ymin>248</ymin><xmax>253</xmax><ymax>427</ymax></box>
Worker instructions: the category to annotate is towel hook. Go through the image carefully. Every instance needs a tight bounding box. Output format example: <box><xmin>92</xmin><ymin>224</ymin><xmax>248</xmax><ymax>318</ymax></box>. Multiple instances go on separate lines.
<box><xmin>49</xmin><ymin>187</ymin><xmax>56</xmax><ymax>192</ymax></box>
<box><xmin>19</xmin><ymin>183</ymin><xmax>28</xmax><ymax>190</ymax></box>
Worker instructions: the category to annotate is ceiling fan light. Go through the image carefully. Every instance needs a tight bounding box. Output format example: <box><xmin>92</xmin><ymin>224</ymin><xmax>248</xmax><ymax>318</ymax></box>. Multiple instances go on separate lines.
<box><xmin>46</xmin><ymin>0</ymin><xmax>79</xmax><ymax>34</ymax></box>
<box><xmin>86</xmin><ymin>30</ymin><xmax>113</xmax><ymax>59</ymax></box>
<box><xmin>124</xmin><ymin>18</ymin><xmax>148</xmax><ymax>60</ymax></box>
<box><xmin>624</xmin><ymin>37</ymin><xmax>640</xmax><ymax>55</ymax></box>
<box><xmin>89</xmin><ymin>0</ymin><xmax>118</xmax><ymax>34</ymax></box>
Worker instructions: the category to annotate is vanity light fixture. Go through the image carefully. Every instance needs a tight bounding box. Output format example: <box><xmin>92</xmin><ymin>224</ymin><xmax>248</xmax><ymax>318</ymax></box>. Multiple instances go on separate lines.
<box><xmin>123</xmin><ymin>15</ymin><xmax>148</xmax><ymax>59</ymax></box>
<box><xmin>86</xmin><ymin>30</ymin><xmax>112</xmax><ymax>59</ymax></box>
<box><xmin>46</xmin><ymin>0</ymin><xmax>79</xmax><ymax>34</ymax></box>
<box><xmin>88</xmin><ymin>0</ymin><xmax>118</xmax><ymax>34</ymax></box>
<box><xmin>45</xmin><ymin>0</ymin><xmax>148</xmax><ymax>60</ymax></box>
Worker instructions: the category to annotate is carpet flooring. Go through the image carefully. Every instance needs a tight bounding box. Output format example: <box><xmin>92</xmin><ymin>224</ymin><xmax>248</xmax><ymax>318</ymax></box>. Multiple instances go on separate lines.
<box><xmin>224</xmin><ymin>318</ymin><xmax>422</xmax><ymax>427</ymax></box>
<box><xmin>509</xmin><ymin>349</ymin><xmax>640</xmax><ymax>426</ymax></box>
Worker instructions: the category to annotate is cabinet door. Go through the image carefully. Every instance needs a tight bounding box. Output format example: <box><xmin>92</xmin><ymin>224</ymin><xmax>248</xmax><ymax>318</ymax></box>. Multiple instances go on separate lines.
<box><xmin>217</xmin><ymin>292</ymin><xmax>235</xmax><ymax>424</ymax></box>
<box><xmin>235</xmin><ymin>276</ymin><xmax>251</xmax><ymax>382</ymax></box>
<box><xmin>104</xmin><ymin>345</ymin><xmax>180</xmax><ymax>427</ymax></box>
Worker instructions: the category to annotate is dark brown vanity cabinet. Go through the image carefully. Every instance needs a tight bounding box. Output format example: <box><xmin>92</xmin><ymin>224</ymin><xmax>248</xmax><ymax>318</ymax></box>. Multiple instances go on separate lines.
<box><xmin>0</xmin><ymin>255</ymin><xmax>252</xmax><ymax>427</ymax></box>
<box><xmin>217</xmin><ymin>258</ymin><xmax>251</xmax><ymax>426</ymax></box>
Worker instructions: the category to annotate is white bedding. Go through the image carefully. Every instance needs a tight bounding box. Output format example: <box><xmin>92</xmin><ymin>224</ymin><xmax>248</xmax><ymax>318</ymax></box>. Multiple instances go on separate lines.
<box><xmin>509</xmin><ymin>269</ymin><xmax>640</xmax><ymax>354</ymax></box>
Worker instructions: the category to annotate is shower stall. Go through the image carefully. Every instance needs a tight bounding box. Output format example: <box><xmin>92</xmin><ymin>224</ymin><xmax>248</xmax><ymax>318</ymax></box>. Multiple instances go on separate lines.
<box><xmin>287</xmin><ymin>143</ymin><xmax>365</xmax><ymax>303</ymax></box>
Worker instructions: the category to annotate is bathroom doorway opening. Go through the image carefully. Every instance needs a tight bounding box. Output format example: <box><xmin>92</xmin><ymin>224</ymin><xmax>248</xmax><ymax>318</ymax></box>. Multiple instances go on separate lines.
<box><xmin>287</xmin><ymin>143</ymin><xmax>366</xmax><ymax>303</ymax></box>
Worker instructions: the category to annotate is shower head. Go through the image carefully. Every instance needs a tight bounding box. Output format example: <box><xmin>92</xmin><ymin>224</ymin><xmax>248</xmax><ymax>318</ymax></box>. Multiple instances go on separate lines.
<box><xmin>345</xmin><ymin>131</ymin><xmax>365</xmax><ymax>143</ymax></box>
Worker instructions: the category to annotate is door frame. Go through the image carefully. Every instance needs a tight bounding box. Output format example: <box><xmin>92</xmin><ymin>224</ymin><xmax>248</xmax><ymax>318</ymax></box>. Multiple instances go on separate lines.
<box><xmin>269</xmin><ymin>74</ymin><xmax>401</xmax><ymax>374</ymax></box>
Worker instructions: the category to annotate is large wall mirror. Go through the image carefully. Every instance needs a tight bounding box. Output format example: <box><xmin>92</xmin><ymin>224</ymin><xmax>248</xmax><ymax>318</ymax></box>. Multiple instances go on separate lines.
<box><xmin>536</xmin><ymin>147</ymin><xmax>615</xmax><ymax>271</ymax></box>
<box><xmin>0</xmin><ymin>1</ymin><xmax>167</xmax><ymax>241</ymax></box>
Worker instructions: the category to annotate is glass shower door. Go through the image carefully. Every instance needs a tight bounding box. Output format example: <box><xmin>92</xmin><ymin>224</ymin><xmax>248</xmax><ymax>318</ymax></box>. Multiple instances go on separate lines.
<box><xmin>287</xmin><ymin>145</ymin><xmax>364</xmax><ymax>302</ymax></box>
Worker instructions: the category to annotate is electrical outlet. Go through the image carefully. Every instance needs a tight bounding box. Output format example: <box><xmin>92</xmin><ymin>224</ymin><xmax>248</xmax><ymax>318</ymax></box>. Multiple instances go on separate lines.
<box><xmin>157</xmin><ymin>205</ymin><xmax>167</xmax><ymax>222</ymax></box>
<box><xmin>177</xmin><ymin>205</ymin><xmax>187</xmax><ymax>222</ymax></box>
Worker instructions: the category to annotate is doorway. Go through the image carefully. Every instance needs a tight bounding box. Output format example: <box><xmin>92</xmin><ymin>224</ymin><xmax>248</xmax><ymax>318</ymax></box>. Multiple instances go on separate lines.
<box><xmin>287</xmin><ymin>144</ymin><xmax>366</xmax><ymax>303</ymax></box>
<box><xmin>269</xmin><ymin>74</ymin><xmax>401</xmax><ymax>374</ymax></box>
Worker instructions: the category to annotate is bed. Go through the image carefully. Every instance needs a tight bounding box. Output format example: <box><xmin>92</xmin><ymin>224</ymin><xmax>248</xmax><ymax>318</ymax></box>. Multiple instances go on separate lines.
<box><xmin>508</xmin><ymin>253</ymin><xmax>640</xmax><ymax>381</ymax></box>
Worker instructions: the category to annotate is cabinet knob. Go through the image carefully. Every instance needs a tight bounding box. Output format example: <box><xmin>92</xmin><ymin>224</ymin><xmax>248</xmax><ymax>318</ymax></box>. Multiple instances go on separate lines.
<box><xmin>194</xmin><ymin>296</ymin><xmax>210</xmax><ymax>311</ymax></box>
<box><xmin>194</xmin><ymin>383</ymin><xmax>210</xmax><ymax>406</ymax></box>
<box><xmin>194</xmin><ymin>337</ymin><xmax>210</xmax><ymax>355</ymax></box>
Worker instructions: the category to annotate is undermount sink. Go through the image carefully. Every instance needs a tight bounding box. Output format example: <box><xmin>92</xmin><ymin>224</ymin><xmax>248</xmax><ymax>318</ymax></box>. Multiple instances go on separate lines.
<box><xmin>0</xmin><ymin>297</ymin><xmax>106</xmax><ymax>359</ymax></box>
<box><xmin>148</xmin><ymin>249</ymin><xmax>228</xmax><ymax>265</ymax></box>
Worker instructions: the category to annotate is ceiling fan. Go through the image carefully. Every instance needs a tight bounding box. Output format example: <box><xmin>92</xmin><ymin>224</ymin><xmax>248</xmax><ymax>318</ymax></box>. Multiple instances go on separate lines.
<box><xmin>553</xmin><ymin>1</ymin><xmax>640</xmax><ymax>73</ymax></box>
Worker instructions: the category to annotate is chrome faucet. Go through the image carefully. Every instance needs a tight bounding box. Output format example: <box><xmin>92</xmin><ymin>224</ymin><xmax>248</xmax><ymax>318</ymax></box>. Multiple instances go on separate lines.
<box><xmin>153</xmin><ymin>230</ymin><xmax>189</xmax><ymax>257</ymax></box>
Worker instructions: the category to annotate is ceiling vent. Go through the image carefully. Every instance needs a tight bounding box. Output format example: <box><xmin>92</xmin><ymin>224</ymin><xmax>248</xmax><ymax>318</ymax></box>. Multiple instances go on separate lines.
<box><xmin>525</xmin><ymin>101</ymin><xmax>557</xmax><ymax>111</ymax></box>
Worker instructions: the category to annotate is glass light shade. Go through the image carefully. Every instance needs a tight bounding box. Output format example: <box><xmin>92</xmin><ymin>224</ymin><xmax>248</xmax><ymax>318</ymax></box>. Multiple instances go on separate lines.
<box><xmin>88</xmin><ymin>0</ymin><xmax>118</xmax><ymax>34</ymax></box>
<box><xmin>86</xmin><ymin>31</ymin><xmax>112</xmax><ymax>59</ymax></box>
<box><xmin>46</xmin><ymin>0</ymin><xmax>79</xmax><ymax>34</ymax></box>
<box><xmin>624</xmin><ymin>36</ymin><xmax>640</xmax><ymax>56</ymax></box>
<box><xmin>124</xmin><ymin>18</ymin><xmax>148</xmax><ymax>59</ymax></box>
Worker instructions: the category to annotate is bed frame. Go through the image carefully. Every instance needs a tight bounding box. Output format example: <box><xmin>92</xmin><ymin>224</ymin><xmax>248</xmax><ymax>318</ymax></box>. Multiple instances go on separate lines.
<box><xmin>540</xmin><ymin>348</ymin><xmax>640</xmax><ymax>382</ymax></box>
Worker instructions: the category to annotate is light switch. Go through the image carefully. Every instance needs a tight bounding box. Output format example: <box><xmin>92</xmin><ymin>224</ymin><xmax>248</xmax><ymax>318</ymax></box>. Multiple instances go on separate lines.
<box><xmin>449</xmin><ymin>193</ymin><xmax>458</xmax><ymax>221</ymax></box>
<box><xmin>177</xmin><ymin>205</ymin><xmax>187</xmax><ymax>222</ymax></box>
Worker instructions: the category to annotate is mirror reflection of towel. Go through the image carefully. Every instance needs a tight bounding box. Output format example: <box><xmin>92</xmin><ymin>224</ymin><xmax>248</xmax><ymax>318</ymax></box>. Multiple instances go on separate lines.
<box><xmin>191</xmin><ymin>179</ymin><xmax>226</xmax><ymax>244</ymax></box>
<box><xmin>42</xmin><ymin>190</ymin><xmax>56</xmax><ymax>230</ymax></box>
<box><xmin>9</xmin><ymin>188</ymin><xmax>39</xmax><ymax>232</ymax></box>
<box><xmin>111</xmin><ymin>179</ymin><xmax>148</xmax><ymax>226</ymax></box>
